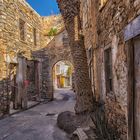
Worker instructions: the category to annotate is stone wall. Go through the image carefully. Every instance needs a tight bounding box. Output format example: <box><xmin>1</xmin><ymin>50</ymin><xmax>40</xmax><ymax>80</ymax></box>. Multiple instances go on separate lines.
<box><xmin>0</xmin><ymin>0</ymin><xmax>67</xmax><ymax>116</ymax></box>
<box><xmin>32</xmin><ymin>30</ymin><xmax>72</xmax><ymax>100</ymax></box>
<box><xmin>0</xmin><ymin>80</ymin><xmax>11</xmax><ymax>118</ymax></box>
<box><xmin>81</xmin><ymin>0</ymin><xmax>140</xmax><ymax>139</ymax></box>
<box><xmin>0</xmin><ymin>0</ymin><xmax>44</xmax><ymax>79</ymax></box>
<box><xmin>0</xmin><ymin>0</ymin><xmax>43</xmax><ymax>116</ymax></box>
<box><xmin>95</xmin><ymin>1</ymin><xmax>140</xmax><ymax>138</ymax></box>
<box><xmin>80</xmin><ymin>0</ymin><xmax>96</xmax><ymax>98</ymax></box>
<box><xmin>42</xmin><ymin>15</ymin><xmax>64</xmax><ymax>46</ymax></box>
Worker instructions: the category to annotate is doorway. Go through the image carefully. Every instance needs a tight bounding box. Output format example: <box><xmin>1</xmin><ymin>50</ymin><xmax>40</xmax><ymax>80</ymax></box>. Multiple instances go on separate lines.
<box><xmin>53</xmin><ymin>60</ymin><xmax>73</xmax><ymax>89</ymax></box>
<box><xmin>52</xmin><ymin>60</ymin><xmax>74</xmax><ymax>99</ymax></box>
<box><xmin>128</xmin><ymin>35</ymin><xmax>140</xmax><ymax>140</ymax></box>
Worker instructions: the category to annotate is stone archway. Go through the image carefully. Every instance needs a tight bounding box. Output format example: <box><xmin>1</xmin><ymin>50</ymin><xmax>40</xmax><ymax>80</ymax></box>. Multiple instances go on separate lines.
<box><xmin>44</xmin><ymin>57</ymin><xmax>73</xmax><ymax>100</ymax></box>
<box><xmin>52</xmin><ymin>60</ymin><xmax>73</xmax><ymax>90</ymax></box>
<box><xmin>33</xmin><ymin>29</ymin><xmax>73</xmax><ymax>100</ymax></box>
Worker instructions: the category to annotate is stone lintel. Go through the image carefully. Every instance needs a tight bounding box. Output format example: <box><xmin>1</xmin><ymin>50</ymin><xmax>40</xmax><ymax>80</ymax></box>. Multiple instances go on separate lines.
<box><xmin>124</xmin><ymin>15</ymin><xmax>140</xmax><ymax>41</ymax></box>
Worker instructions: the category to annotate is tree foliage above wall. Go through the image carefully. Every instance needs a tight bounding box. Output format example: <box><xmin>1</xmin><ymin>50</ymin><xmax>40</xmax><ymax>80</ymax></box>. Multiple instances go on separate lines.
<box><xmin>48</xmin><ymin>28</ymin><xmax>58</xmax><ymax>36</ymax></box>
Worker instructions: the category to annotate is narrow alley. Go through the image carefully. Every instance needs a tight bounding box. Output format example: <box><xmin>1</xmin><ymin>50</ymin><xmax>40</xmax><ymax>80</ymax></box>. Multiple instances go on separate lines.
<box><xmin>0</xmin><ymin>89</ymin><xmax>75</xmax><ymax>140</ymax></box>
<box><xmin>0</xmin><ymin>0</ymin><xmax>140</xmax><ymax>140</ymax></box>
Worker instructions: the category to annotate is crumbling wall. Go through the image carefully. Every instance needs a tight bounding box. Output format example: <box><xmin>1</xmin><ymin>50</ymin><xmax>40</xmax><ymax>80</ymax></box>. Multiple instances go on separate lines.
<box><xmin>95</xmin><ymin>1</ymin><xmax>140</xmax><ymax>138</ymax></box>
<box><xmin>81</xmin><ymin>0</ymin><xmax>140</xmax><ymax>138</ymax></box>
<box><xmin>0</xmin><ymin>80</ymin><xmax>11</xmax><ymax>118</ymax></box>
<box><xmin>0</xmin><ymin>0</ymin><xmax>43</xmax><ymax>116</ymax></box>
<box><xmin>0</xmin><ymin>0</ymin><xmax>43</xmax><ymax>80</ymax></box>
<box><xmin>32</xmin><ymin>30</ymin><xmax>72</xmax><ymax>100</ymax></box>
<box><xmin>98</xmin><ymin>0</ymin><xmax>140</xmax><ymax>139</ymax></box>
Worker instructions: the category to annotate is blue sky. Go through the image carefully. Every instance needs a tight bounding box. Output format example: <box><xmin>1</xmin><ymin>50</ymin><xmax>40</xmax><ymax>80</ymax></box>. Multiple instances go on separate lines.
<box><xmin>26</xmin><ymin>0</ymin><xmax>60</xmax><ymax>16</ymax></box>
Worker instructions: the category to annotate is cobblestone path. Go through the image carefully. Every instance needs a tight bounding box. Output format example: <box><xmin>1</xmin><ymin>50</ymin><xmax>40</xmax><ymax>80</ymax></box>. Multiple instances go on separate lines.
<box><xmin>0</xmin><ymin>89</ymin><xmax>75</xmax><ymax>140</ymax></box>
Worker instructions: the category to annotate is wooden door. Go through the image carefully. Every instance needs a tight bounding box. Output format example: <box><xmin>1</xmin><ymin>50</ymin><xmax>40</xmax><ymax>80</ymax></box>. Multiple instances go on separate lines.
<box><xmin>35</xmin><ymin>61</ymin><xmax>39</xmax><ymax>96</ymax></box>
<box><xmin>134</xmin><ymin>36</ymin><xmax>140</xmax><ymax>140</ymax></box>
<box><xmin>12</xmin><ymin>75</ymin><xmax>17</xmax><ymax>109</ymax></box>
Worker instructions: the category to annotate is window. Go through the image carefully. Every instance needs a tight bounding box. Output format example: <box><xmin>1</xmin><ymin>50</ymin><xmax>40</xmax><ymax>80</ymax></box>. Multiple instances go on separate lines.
<box><xmin>87</xmin><ymin>47</ymin><xmax>94</xmax><ymax>91</ymax></box>
<box><xmin>104</xmin><ymin>48</ymin><xmax>113</xmax><ymax>94</ymax></box>
<box><xmin>63</xmin><ymin>34</ymin><xmax>69</xmax><ymax>47</ymax></box>
<box><xmin>33</xmin><ymin>28</ymin><xmax>37</xmax><ymax>46</ymax></box>
<box><xmin>19</xmin><ymin>19</ymin><xmax>25</xmax><ymax>41</ymax></box>
<box><xmin>100</xmin><ymin>0</ymin><xmax>108</xmax><ymax>9</ymax></box>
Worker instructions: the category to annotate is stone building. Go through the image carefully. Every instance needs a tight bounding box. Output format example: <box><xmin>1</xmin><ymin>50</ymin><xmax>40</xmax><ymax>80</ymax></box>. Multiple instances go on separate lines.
<box><xmin>0</xmin><ymin>0</ymin><xmax>43</xmax><ymax>117</ymax></box>
<box><xmin>32</xmin><ymin>29</ymin><xmax>72</xmax><ymax>100</ymax></box>
<box><xmin>81</xmin><ymin>0</ymin><xmax>140</xmax><ymax>139</ymax></box>
<box><xmin>0</xmin><ymin>0</ymin><xmax>42</xmax><ymax>79</ymax></box>
<box><xmin>1</xmin><ymin>0</ymin><xmax>140</xmax><ymax>139</ymax></box>
<box><xmin>0</xmin><ymin>0</ymin><xmax>71</xmax><ymax>117</ymax></box>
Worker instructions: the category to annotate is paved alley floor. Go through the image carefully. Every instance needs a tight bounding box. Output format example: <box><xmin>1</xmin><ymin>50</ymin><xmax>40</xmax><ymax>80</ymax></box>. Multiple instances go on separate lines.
<box><xmin>0</xmin><ymin>89</ymin><xmax>75</xmax><ymax>140</ymax></box>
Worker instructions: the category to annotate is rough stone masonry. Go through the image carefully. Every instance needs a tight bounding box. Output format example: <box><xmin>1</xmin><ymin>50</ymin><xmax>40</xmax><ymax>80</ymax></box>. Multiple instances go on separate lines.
<box><xmin>0</xmin><ymin>0</ymin><xmax>71</xmax><ymax>117</ymax></box>
<box><xmin>80</xmin><ymin>0</ymin><xmax>140</xmax><ymax>139</ymax></box>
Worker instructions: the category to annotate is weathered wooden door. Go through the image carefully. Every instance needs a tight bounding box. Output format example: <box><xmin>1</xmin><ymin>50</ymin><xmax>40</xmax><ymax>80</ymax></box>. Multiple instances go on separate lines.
<box><xmin>134</xmin><ymin>36</ymin><xmax>140</xmax><ymax>140</ymax></box>
<box><xmin>16</xmin><ymin>57</ymin><xmax>27</xmax><ymax>109</ymax></box>
<box><xmin>35</xmin><ymin>61</ymin><xmax>40</xmax><ymax>98</ymax></box>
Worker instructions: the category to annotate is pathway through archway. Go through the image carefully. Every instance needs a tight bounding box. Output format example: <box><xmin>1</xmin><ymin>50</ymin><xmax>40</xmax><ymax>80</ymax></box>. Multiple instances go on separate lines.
<box><xmin>52</xmin><ymin>60</ymin><xmax>75</xmax><ymax>101</ymax></box>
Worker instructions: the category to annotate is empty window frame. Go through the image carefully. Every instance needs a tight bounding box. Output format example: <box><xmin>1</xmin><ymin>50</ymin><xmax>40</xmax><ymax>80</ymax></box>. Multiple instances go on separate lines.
<box><xmin>87</xmin><ymin>47</ymin><xmax>94</xmax><ymax>87</ymax></box>
<box><xmin>33</xmin><ymin>28</ymin><xmax>37</xmax><ymax>46</ymax></box>
<box><xmin>63</xmin><ymin>34</ymin><xmax>69</xmax><ymax>47</ymax></box>
<box><xmin>19</xmin><ymin>19</ymin><xmax>25</xmax><ymax>41</ymax></box>
<box><xmin>104</xmin><ymin>48</ymin><xmax>113</xmax><ymax>94</ymax></box>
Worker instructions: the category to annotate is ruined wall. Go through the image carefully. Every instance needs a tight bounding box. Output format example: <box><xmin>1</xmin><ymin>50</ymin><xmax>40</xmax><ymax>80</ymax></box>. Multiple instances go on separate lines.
<box><xmin>32</xmin><ymin>30</ymin><xmax>72</xmax><ymax>100</ymax></box>
<box><xmin>80</xmin><ymin>0</ymin><xmax>93</xmax><ymax>49</ymax></box>
<box><xmin>0</xmin><ymin>0</ymin><xmax>8</xmax><ymax>80</ymax></box>
<box><xmin>0</xmin><ymin>0</ymin><xmax>43</xmax><ymax>78</ymax></box>
<box><xmin>80</xmin><ymin>0</ymin><xmax>96</xmax><ymax>96</ymax></box>
<box><xmin>42</xmin><ymin>15</ymin><xmax>64</xmax><ymax>46</ymax></box>
<box><xmin>95</xmin><ymin>2</ymin><xmax>140</xmax><ymax>138</ymax></box>
<box><xmin>0</xmin><ymin>0</ymin><xmax>67</xmax><ymax>116</ymax></box>
<box><xmin>0</xmin><ymin>0</ymin><xmax>43</xmax><ymax>116</ymax></box>
<box><xmin>81</xmin><ymin>0</ymin><xmax>140</xmax><ymax>139</ymax></box>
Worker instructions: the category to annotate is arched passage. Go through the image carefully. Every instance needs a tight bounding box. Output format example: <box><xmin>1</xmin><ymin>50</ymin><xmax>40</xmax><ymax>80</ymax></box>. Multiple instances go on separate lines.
<box><xmin>52</xmin><ymin>60</ymin><xmax>74</xmax><ymax>90</ymax></box>
<box><xmin>33</xmin><ymin>29</ymin><xmax>73</xmax><ymax>100</ymax></box>
<box><xmin>46</xmin><ymin>57</ymin><xmax>73</xmax><ymax>100</ymax></box>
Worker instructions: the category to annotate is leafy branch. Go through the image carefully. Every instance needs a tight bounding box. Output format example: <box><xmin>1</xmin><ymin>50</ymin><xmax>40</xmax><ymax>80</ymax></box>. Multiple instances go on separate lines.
<box><xmin>47</xmin><ymin>28</ymin><xmax>58</xmax><ymax>36</ymax></box>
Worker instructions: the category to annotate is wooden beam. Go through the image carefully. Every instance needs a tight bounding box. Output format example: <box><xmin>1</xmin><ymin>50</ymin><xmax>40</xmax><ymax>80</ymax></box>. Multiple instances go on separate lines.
<box><xmin>127</xmin><ymin>40</ymin><xmax>134</xmax><ymax>140</ymax></box>
<box><xmin>124</xmin><ymin>15</ymin><xmax>140</xmax><ymax>41</ymax></box>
